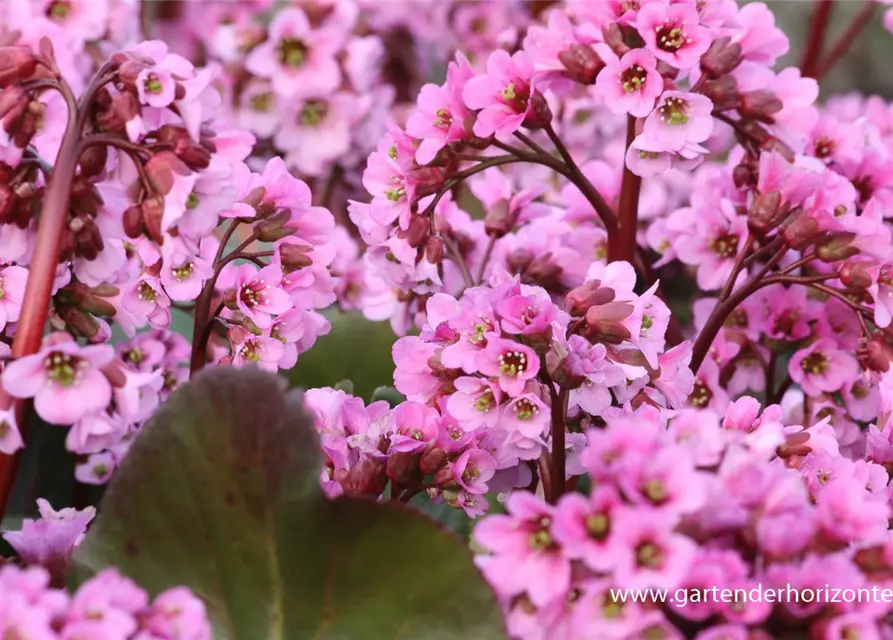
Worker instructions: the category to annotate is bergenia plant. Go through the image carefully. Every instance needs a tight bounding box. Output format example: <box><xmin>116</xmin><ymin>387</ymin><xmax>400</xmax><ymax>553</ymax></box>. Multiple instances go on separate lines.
<box><xmin>1</xmin><ymin>0</ymin><xmax>893</xmax><ymax>639</ymax></box>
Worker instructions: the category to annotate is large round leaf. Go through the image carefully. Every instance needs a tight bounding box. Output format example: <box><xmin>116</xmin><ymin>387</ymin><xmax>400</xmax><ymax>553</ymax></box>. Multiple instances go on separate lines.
<box><xmin>70</xmin><ymin>367</ymin><xmax>505</xmax><ymax>640</ymax></box>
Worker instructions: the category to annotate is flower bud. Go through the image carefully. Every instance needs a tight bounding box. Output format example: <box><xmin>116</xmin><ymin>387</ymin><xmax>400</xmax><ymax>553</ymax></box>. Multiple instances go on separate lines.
<box><xmin>145</xmin><ymin>151</ymin><xmax>191</xmax><ymax>195</ymax></box>
<box><xmin>255</xmin><ymin>209</ymin><xmax>294</xmax><ymax>242</ymax></box>
<box><xmin>157</xmin><ymin>125</ymin><xmax>212</xmax><ymax>170</ymax></box>
<box><xmin>739</xmin><ymin>90</ymin><xmax>783</xmax><ymax>124</ymax></box>
<box><xmin>699</xmin><ymin>75</ymin><xmax>739</xmax><ymax>111</ymax></box>
<box><xmin>700</xmin><ymin>37</ymin><xmax>742</xmax><ymax>78</ymax></box>
<box><xmin>348</xmin><ymin>458</ymin><xmax>387</xmax><ymax>497</ymax></box>
<box><xmin>558</xmin><ymin>44</ymin><xmax>603</xmax><ymax>85</ymax></box>
<box><xmin>522</xmin><ymin>90</ymin><xmax>552</xmax><ymax>130</ymax></box>
<box><xmin>433</xmin><ymin>465</ymin><xmax>454</xmax><ymax>488</ymax></box>
<box><xmin>565</xmin><ymin>280</ymin><xmax>615</xmax><ymax>317</ymax></box>
<box><xmin>425</xmin><ymin>235</ymin><xmax>444</xmax><ymax>264</ymax></box>
<box><xmin>858</xmin><ymin>336</ymin><xmax>893</xmax><ymax>373</ymax></box>
<box><xmin>732</xmin><ymin>163</ymin><xmax>755</xmax><ymax>189</ymax></box>
<box><xmin>839</xmin><ymin>260</ymin><xmax>872</xmax><ymax>290</ymax></box>
<box><xmin>815</xmin><ymin>231</ymin><xmax>859</xmax><ymax>262</ymax></box>
<box><xmin>278</xmin><ymin>243</ymin><xmax>314</xmax><ymax>271</ymax></box>
<box><xmin>116</xmin><ymin>59</ymin><xmax>151</xmax><ymax>93</ymax></box>
<box><xmin>223</xmin><ymin>289</ymin><xmax>239</xmax><ymax>311</ymax></box>
<box><xmin>0</xmin><ymin>184</ymin><xmax>15</xmax><ymax>224</ymax></box>
<box><xmin>781</xmin><ymin>211</ymin><xmax>822</xmax><ymax>250</ymax></box>
<box><xmin>59</xmin><ymin>307</ymin><xmax>99</xmax><ymax>339</ymax></box>
<box><xmin>399</xmin><ymin>214</ymin><xmax>429</xmax><ymax>249</ymax></box>
<box><xmin>386</xmin><ymin>451</ymin><xmax>419</xmax><ymax>484</ymax></box>
<box><xmin>123</xmin><ymin>204</ymin><xmax>143</xmax><ymax>238</ymax></box>
<box><xmin>484</xmin><ymin>199</ymin><xmax>514</xmax><ymax>238</ymax></box>
<box><xmin>525</xmin><ymin>255</ymin><xmax>563</xmax><ymax>292</ymax></box>
<box><xmin>601</xmin><ymin>24</ymin><xmax>630</xmax><ymax>57</ymax></box>
<box><xmin>420</xmin><ymin>447</ymin><xmax>447</xmax><ymax>475</ymax></box>
<box><xmin>70</xmin><ymin>176</ymin><xmax>103</xmax><ymax>218</ymax></box>
<box><xmin>747</xmin><ymin>190</ymin><xmax>785</xmax><ymax>236</ymax></box>
<box><xmin>507</xmin><ymin>248</ymin><xmax>534</xmax><ymax>275</ymax></box>
<box><xmin>95</xmin><ymin>91</ymin><xmax>139</xmax><ymax>135</ymax></box>
<box><xmin>548</xmin><ymin>354</ymin><xmax>586</xmax><ymax>389</ymax></box>
<box><xmin>0</xmin><ymin>47</ymin><xmax>38</xmax><ymax>88</ymax></box>
<box><xmin>406</xmin><ymin>166</ymin><xmax>445</xmax><ymax>200</ymax></box>
<box><xmin>79</xmin><ymin>143</ymin><xmax>108</xmax><ymax>178</ymax></box>
<box><xmin>141</xmin><ymin>196</ymin><xmax>165</xmax><ymax>244</ymax></box>
<box><xmin>0</xmin><ymin>86</ymin><xmax>27</xmax><ymax>124</ymax></box>
<box><xmin>583</xmin><ymin>302</ymin><xmax>634</xmax><ymax>344</ymax></box>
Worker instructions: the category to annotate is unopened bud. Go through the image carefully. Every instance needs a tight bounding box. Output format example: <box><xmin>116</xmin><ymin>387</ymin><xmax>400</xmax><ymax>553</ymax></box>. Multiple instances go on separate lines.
<box><xmin>350</xmin><ymin>458</ymin><xmax>387</xmax><ymax>497</ymax></box>
<box><xmin>601</xmin><ymin>24</ymin><xmax>630</xmax><ymax>57</ymax></box>
<box><xmin>815</xmin><ymin>231</ymin><xmax>859</xmax><ymax>262</ymax></box>
<box><xmin>145</xmin><ymin>151</ymin><xmax>191</xmax><ymax>195</ymax></box>
<box><xmin>700</xmin><ymin>37</ymin><xmax>742</xmax><ymax>78</ymax></box>
<box><xmin>839</xmin><ymin>260</ymin><xmax>872</xmax><ymax>289</ymax></box>
<box><xmin>141</xmin><ymin>196</ymin><xmax>164</xmax><ymax>244</ymax></box>
<box><xmin>526</xmin><ymin>254</ymin><xmax>563</xmax><ymax>292</ymax></box>
<box><xmin>700</xmin><ymin>76</ymin><xmax>739</xmax><ymax>112</ymax></box>
<box><xmin>405</xmin><ymin>166</ymin><xmax>445</xmax><ymax>200</ymax></box>
<box><xmin>739</xmin><ymin>90</ymin><xmax>783</xmax><ymax>124</ymax></box>
<box><xmin>0</xmin><ymin>184</ymin><xmax>15</xmax><ymax>224</ymax></box>
<box><xmin>781</xmin><ymin>211</ymin><xmax>822</xmax><ymax>250</ymax></box>
<box><xmin>859</xmin><ymin>336</ymin><xmax>893</xmax><ymax>373</ymax></box>
<box><xmin>747</xmin><ymin>190</ymin><xmax>785</xmax><ymax>236</ymax></box>
<box><xmin>425</xmin><ymin>235</ymin><xmax>444</xmax><ymax>264</ymax></box>
<box><xmin>95</xmin><ymin>91</ymin><xmax>140</xmax><ymax>135</ymax></box>
<box><xmin>386</xmin><ymin>451</ymin><xmax>419</xmax><ymax>484</ymax></box>
<box><xmin>0</xmin><ymin>47</ymin><xmax>38</xmax><ymax>88</ymax></box>
<box><xmin>420</xmin><ymin>447</ymin><xmax>447</xmax><ymax>475</ymax></box>
<box><xmin>123</xmin><ymin>204</ymin><xmax>143</xmax><ymax>238</ymax></box>
<box><xmin>400</xmin><ymin>214</ymin><xmax>429</xmax><ymax>249</ymax></box>
<box><xmin>557</xmin><ymin>44</ymin><xmax>604</xmax><ymax>85</ymax></box>
<box><xmin>0</xmin><ymin>86</ymin><xmax>27</xmax><ymax>123</ymax></box>
<box><xmin>255</xmin><ymin>209</ymin><xmax>294</xmax><ymax>242</ymax></box>
<box><xmin>278</xmin><ymin>243</ymin><xmax>314</xmax><ymax>271</ymax></box>
<box><xmin>732</xmin><ymin>163</ymin><xmax>755</xmax><ymax>189</ymax></box>
<box><xmin>565</xmin><ymin>280</ymin><xmax>615</xmax><ymax>317</ymax></box>
<box><xmin>583</xmin><ymin>302</ymin><xmax>634</xmax><ymax>344</ymax></box>
<box><xmin>484</xmin><ymin>200</ymin><xmax>514</xmax><ymax>238</ymax></box>
<box><xmin>522</xmin><ymin>90</ymin><xmax>552</xmax><ymax>130</ymax></box>
<box><xmin>60</xmin><ymin>307</ymin><xmax>100</xmax><ymax>339</ymax></box>
<box><xmin>79</xmin><ymin>144</ymin><xmax>108</xmax><ymax>178</ymax></box>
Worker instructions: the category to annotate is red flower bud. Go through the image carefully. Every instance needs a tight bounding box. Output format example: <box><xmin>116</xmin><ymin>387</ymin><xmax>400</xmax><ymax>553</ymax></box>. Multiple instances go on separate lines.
<box><xmin>0</xmin><ymin>184</ymin><xmax>16</xmax><ymax>224</ymax></box>
<box><xmin>699</xmin><ymin>76</ymin><xmax>739</xmax><ymax>112</ymax></box>
<box><xmin>747</xmin><ymin>190</ymin><xmax>786</xmax><ymax>236</ymax></box>
<box><xmin>255</xmin><ymin>209</ymin><xmax>294</xmax><ymax>242</ymax></box>
<box><xmin>858</xmin><ymin>336</ymin><xmax>893</xmax><ymax>374</ymax></box>
<box><xmin>399</xmin><ymin>214</ymin><xmax>429</xmax><ymax>249</ymax></box>
<box><xmin>123</xmin><ymin>204</ymin><xmax>144</xmax><ymax>238</ymax></box>
<box><xmin>739</xmin><ymin>90</ymin><xmax>783</xmax><ymax>124</ymax></box>
<box><xmin>781</xmin><ymin>211</ymin><xmax>822</xmax><ymax>250</ymax></box>
<box><xmin>840</xmin><ymin>260</ymin><xmax>873</xmax><ymax>290</ymax></box>
<box><xmin>278</xmin><ymin>243</ymin><xmax>314</xmax><ymax>271</ymax></box>
<box><xmin>565</xmin><ymin>280</ymin><xmax>615</xmax><ymax>317</ymax></box>
<box><xmin>557</xmin><ymin>44</ymin><xmax>604</xmax><ymax>85</ymax></box>
<box><xmin>420</xmin><ymin>447</ymin><xmax>447</xmax><ymax>475</ymax></box>
<box><xmin>815</xmin><ymin>231</ymin><xmax>859</xmax><ymax>262</ymax></box>
<box><xmin>141</xmin><ymin>196</ymin><xmax>165</xmax><ymax>244</ymax></box>
<box><xmin>0</xmin><ymin>47</ymin><xmax>38</xmax><ymax>88</ymax></box>
<box><xmin>484</xmin><ymin>199</ymin><xmax>514</xmax><ymax>238</ymax></box>
<box><xmin>522</xmin><ymin>90</ymin><xmax>552</xmax><ymax>130</ymax></box>
<box><xmin>700</xmin><ymin>37</ymin><xmax>742</xmax><ymax>78</ymax></box>
<box><xmin>601</xmin><ymin>24</ymin><xmax>630</xmax><ymax>57</ymax></box>
<box><xmin>145</xmin><ymin>150</ymin><xmax>191</xmax><ymax>195</ymax></box>
<box><xmin>386</xmin><ymin>451</ymin><xmax>419</xmax><ymax>484</ymax></box>
<box><xmin>425</xmin><ymin>235</ymin><xmax>444</xmax><ymax>264</ymax></box>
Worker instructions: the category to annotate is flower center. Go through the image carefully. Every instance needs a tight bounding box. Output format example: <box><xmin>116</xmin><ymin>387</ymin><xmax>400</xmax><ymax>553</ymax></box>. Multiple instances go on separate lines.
<box><xmin>46</xmin><ymin>1</ymin><xmax>71</xmax><ymax>20</ymax></box>
<box><xmin>239</xmin><ymin>339</ymin><xmax>263</xmax><ymax>362</ymax></box>
<box><xmin>600</xmin><ymin>593</ymin><xmax>624</xmax><ymax>619</ymax></box>
<box><xmin>143</xmin><ymin>73</ymin><xmax>164</xmax><ymax>95</ymax></box>
<box><xmin>658</xmin><ymin>96</ymin><xmax>690</xmax><ymax>125</ymax></box>
<box><xmin>0</xmin><ymin>276</ymin><xmax>5</xmax><ymax>300</ymax></box>
<box><xmin>124</xmin><ymin>347</ymin><xmax>144</xmax><ymax>365</ymax></box>
<box><xmin>512</xmin><ymin>398</ymin><xmax>539</xmax><ymax>420</ymax></box>
<box><xmin>642</xmin><ymin>479</ymin><xmax>668</xmax><ymax>504</ymax></box>
<box><xmin>499</xmin><ymin>350</ymin><xmax>528</xmax><ymax>377</ymax></box>
<box><xmin>499</xmin><ymin>81</ymin><xmax>530</xmax><ymax>111</ymax></box>
<box><xmin>434</xmin><ymin>108</ymin><xmax>452</xmax><ymax>130</ymax></box>
<box><xmin>801</xmin><ymin>352</ymin><xmax>829</xmax><ymax>375</ymax></box>
<box><xmin>655</xmin><ymin>23</ymin><xmax>687</xmax><ymax>53</ymax></box>
<box><xmin>710</xmin><ymin>233</ymin><xmax>739</xmax><ymax>259</ymax></box>
<box><xmin>586</xmin><ymin>512</ymin><xmax>610</xmax><ymax>539</ymax></box>
<box><xmin>186</xmin><ymin>191</ymin><xmax>200</xmax><ymax>210</ymax></box>
<box><xmin>463</xmin><ymin>464</ymin><xmax>479</xmax><ymax>483</ymax></box>
<box><xmin>638</xmin><ymin>150</ymin><xmax>660</xmax><ymax>161</ymax></box>
<box><xmin>300</xmin><ymin>100</ymin><xmax>328</xmax><ymax>126</ymax></box>
<box><xmin>635</xmin><ymin>541</ymin><xmax>664</xmax><ymax>569</ymax></box>
<box><xmin>620</xmin><ymin>65</ymin><xmax>647</xmax><ymax>93</ymax></box>
<box><xmin>473</xmin><ymin>389</ymin><xmax>495</xmax><ymax>412</ymax></box>
<box><xmin>0</xmin><ymin>420</ymin><xmax>8</xmax><ymax>439</ymax></box>
<box><xmin>162</xmin><ymin>370</ymin><xmax>179</xmax><ymax>391</ymax></box>
<box><xmin>239</xmin><ymin>281</ymin><xmax>268</xmax><ymax>309</ymax></box>
<box><xmin>172</xmin><ymin>263</ymin><xmax>194</xmax><ymax>281</ymax></box>
<box><xmin>688</xmin><ymin>379</ymin><xmax>712</xmax><ymax>408</ymax></box>
<box><xmin>277</xmin><ymin>37</ymin><xmax>308</xmax><ymax>68</ymax></box>
<box><xmin>528</xmin><ymin>518</ymin><xmax>554</xmax><ymax>550</ymax></box>
<box><xmin>813</xmin><ymin>136</ymin><xmax>836</xmax><ymax>159</ymax></box>
<box><xmin>250</xmin><ymin>92</ymin><xmax>273</xmax><ymax>112</ymax></box>
<box><xmin>44</xmin><ymin>351</ymin><xmax>86</xmax><ymax>387</ymax></box>
<box><xmin>642</xmin><ymin>315</ymin><xmax>653</xmax><ymax>331</ymax></box>
<box><xmin>93</xmin><ymin>464</ymin><xmax>109</xmax><ymax>479</ymax></box>
<box><xmin>138</xmin><ymin>281</ymin><xmax>157</xmax><ymax>302</ymax></box>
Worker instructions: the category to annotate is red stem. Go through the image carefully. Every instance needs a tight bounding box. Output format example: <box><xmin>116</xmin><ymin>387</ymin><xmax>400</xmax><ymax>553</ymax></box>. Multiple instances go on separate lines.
<box><xmin>811</xmin><ymin>1</ymin><xmax>877</xmax><ymax>81</ymax></box>
<box><xmin>609</xmin><ymin>115</ymin><xmax>642</xmax><ymax>264</ymax></box>
<box><xmin>801</xmin><ymin>0</ymin><xmax>835</xmax><ymax>77</ymax></box>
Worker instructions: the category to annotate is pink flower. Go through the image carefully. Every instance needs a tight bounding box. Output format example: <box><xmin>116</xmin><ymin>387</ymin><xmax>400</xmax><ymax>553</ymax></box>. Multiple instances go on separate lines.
<box><xmin>229</xmin><ymin>263</ymin><xmax>292</xmax><ymax>330</ymax></box>
<box><xmin>612</xmin><ymin>508</ymin><xmax>696</xmax><ymax>590</ymax></box>
<box><xmin>136</xmin><ymin>67</ymin><xmax>176</xmax><ymax>108</ymax></box>
<box><xmin>636</xmin><ymin>1</ymin><xmax>711</xmax><ymax>69</ymax></box>
<box><xmin>159</xmin><ymin>237</ymin><xmax>216</xmax><ymax>302</ymax></box>
<box><xmin>406</xmin><ymin>53</ymin><xmax>474</xmax><ymax>165</ymax></box>
<box><xmin>643</xmin><ymin>91</ymin><xmax>714</xmax><ymax>152</ymax></box>
<box><xmin>0</xmin><ymin>406</ymin><xmax>22</xmax><ymax>455</ymax></box>
<box><xmin>551</xmin><ymin>488</ymin><xmax>625</xmax><ymax>572</ymax></box>
<box><xmin>462</xmin><ymin>50</ymin><xmax>551</xmax><ymax>138</ymax></box>
<box><xmin>447</xmin><ymin>377</ymin><xmax>503</xmax><ymax>431</ymax></box>
<box><xmin>788</xmin><ymin>338</ymin><xmax>859</xmax><ymax>396</ymax></box>
<box><xmin>227</xmin><ymin>328</ymin><xmax>285</xmax><ymax>372</ymax></box>
<box><xmin>450</xmin><ymin>448</ymin><xmax>497</xmax><ymax>495</ymax></box>
<box><xmin>502</xmin><ymin>393</ymin><xmax>550</xmax><ymax>438</ymax></box>
<box><xmin>2</xmin><ymin>499</ymin><xmax>95</xmax><ymax>577</ymax></box>
<box><xmin>474</xmin><ymin>492</ymin><xmax>572</xmax><ymax>606</ymax></box>
<box><xmin>816</xmin><ymin>477</ymin><xmax>889</xmax><ymax>543</ymax></box>
<box><xmin>142</xmin><ymin>587</ymin><xmax>212</xmax><ymax>640</ymax></box>
<box><xmin>596</xmin><ymin>48</ymin><xmax>664</xmax><ymax>118</ymax></box>
<box><xmin>2</xmin><ymin>335</ymin><xmax>113</xmax><ymax>425</ymax></box>
<box><xmin>0</xmin><ymin>264</ymin><xmax>27</xmax><ymax>331</ymax></box>
<box><xmin>477</xmin><ymin>337</ymin><xmax>540</xmax><ymax>397</ymax></box>
<box><xmin>245</xmin><ymin>8</ymin><xmax>344</xmax><ymax>99</ymax></box>
<box><xmin>389</xmin><ymin>401</ymin><xmax>439</xmax><ymax>454</ymax></box>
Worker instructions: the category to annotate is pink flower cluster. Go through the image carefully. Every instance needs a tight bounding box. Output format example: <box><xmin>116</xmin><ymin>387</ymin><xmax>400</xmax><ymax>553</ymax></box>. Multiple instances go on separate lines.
<box><xmin>0</xmin><ymin>564</ymin><xmax>210</xmax><ymax>639</ymax></box>
<box><xmin>475</xmin><ymin>399</ymin><xmax>893</xmax><ymax>639</ymax></box>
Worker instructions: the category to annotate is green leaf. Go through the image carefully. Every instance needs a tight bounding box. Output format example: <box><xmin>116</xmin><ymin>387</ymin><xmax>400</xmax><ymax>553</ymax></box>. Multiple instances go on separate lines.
<box><xmin>288</xmin><ymin>312</ymin><xmax>398</xmax><ymax>401</ymax></box>
<box><xmin>71</xmin><ymin>367</ymin><xmax>505</xmax><ymax>640</ymax></box>
<box><xmin>370</xmin><ymin>385</ymin><xmax>406</xmax><ymax>407</ymax></box>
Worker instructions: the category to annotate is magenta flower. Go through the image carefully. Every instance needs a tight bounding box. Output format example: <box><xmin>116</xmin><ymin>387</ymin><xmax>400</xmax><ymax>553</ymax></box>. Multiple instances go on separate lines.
<box><xmin>447</xmin><ymin>377</ymin><xmax>503</xmax><ymax>432</ymax></box>
<box><xmin>0</xmin><ymin>264</ymin><xmax>26</xmax><ymax>331</ymax></box>
<box><xmin>229</xmin><ymin>263</ymin><xmax>292</xmax><ymax>330</ymax></box>
<box><xmin>788</xmin><ymin>338</ymin><xmax>859</xmax><ymax>396</ymax></box>
<box><xmin>596</xmin><ymin>48</ymin><xmax>664</xmax><ymax>118</ymax></box>
<box><xmin>2</xmin><ymin>499</ymin><xmax>95</xmax><ymax>578</ymax></box>
<box><xmin>389</xmin><ymin>401</ymin><xmax>439</xmax><ymax>454</ymax></box>
<box><xmin>643</xmin><ymin>91</ymin><xmax>714</xmax><ymax>153</ymax></box>
<box><xmin>136</xmin><ymin>67</ymin><xmax>176</xmax><ymax>108</ymax></box>
<box><xmin>406</xmin><ymin>53</ymin><xmax>474</xmax><ymax>165</ymax></box>
<box><xmin>141</xmin><ymin>586</ymin><xmax>212</xmax><ymax>640</ymax></box>
<box><xmin>477</xmin><ymin>337</ymin><xmax>540</xmax><ymax>397</ymax></box>
<box><xmin>551</xmin><ymin>488</ymin><xmax>625</xmax><ymax>572</ymax></box>
<box><xmin>612</xmin><ymin>508</ymin><xmax>696</xmax><ymax>590</ymax></box>
<box><xmin>474</xmin><ymin>492</ymin><xmax>572</xmax><ymax>606</ymax></box>
<box><xmin>636</xmin><ymin>1</ymin><xmax>711</xmax><ymax>69</ymax></box>
<box><xmin>502</xmin><ymin>393</ymin><xmax>550</xmax><ymax>438</ymax></box>
<box><xmin>227</xmin><ymin>328</ymin><xmax>285</xmax><ymax>372</ymax></box>
<box><xmin>245</xmin><ymin>8</ymin><xmax>344</xmax><ymax>99</ymax></box>
<box><xmin>159</xmin><ymin>237</ymin><xmax>216</xmax><ymax>302</ymax></box>
<box><xmin>462</xmin><ymin>50</ymin><xmax>550</xmax><ymax>138</ymax></box>
<box><xmin>450</xmin><ymin>448</ymin><xmax>497</xmax><ymax>495</ymax></box>
<box><xmin>2</xmin><ymin>335</ymin><xmax>113</xmax><ymax>425</ymax></box>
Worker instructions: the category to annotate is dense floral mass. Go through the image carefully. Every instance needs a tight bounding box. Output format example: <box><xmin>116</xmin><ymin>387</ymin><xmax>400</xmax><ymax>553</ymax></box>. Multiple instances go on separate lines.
<box><xmin>1</xmin><ymin>0</ymin><xmax>893</xmax><ymax>637</ymax></box>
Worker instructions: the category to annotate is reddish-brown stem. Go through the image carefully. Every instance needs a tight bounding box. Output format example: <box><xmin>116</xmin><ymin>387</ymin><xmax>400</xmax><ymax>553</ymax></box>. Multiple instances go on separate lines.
<box><xmin>609</xmin><ymin>115</ymin><xmax>642</xmax><ymax>263</ymax></box>
<box><xmin>801</xmin><ymin>0</ymin><xmax>835</xmax><ymax>77</ymax></box>
<box><xmin>811</xmin><ymin>1</ymin><xmax>877</xmax><ymax>81</ymax></box>
<box><xmin>719</xmin><ymin>234</ymin><xmax>755</xmax><ymax>301</ymax></box>
<box><xmin>540</xmin><ymin>369</ymin><xmax>568</xmax><ymax>504</ymax></box>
